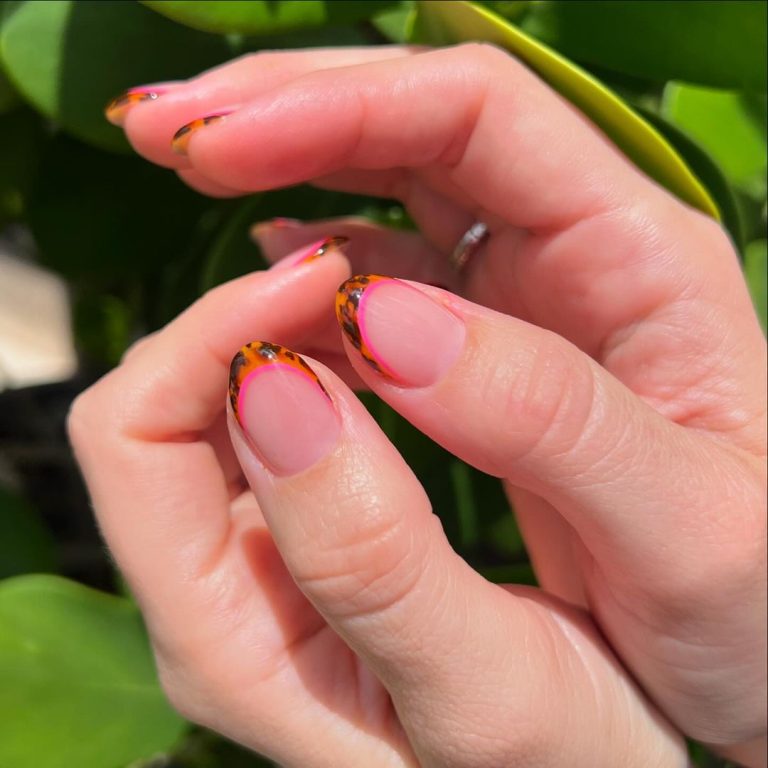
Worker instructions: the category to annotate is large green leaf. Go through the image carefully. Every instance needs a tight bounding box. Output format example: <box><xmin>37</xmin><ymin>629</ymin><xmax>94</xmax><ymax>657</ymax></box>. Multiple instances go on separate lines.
<box><xmin>663</xmin><ymin>83</ymin><xmax>767</xmax><ymax>199</ymax></box>
<box><xmin>0</xmin><ymin>575</ymin><xmax>186</xmax><ymax>768</ymax></box>
<box><xmin>520</xmin><ymin>1</ymin><xmax>767</xmax><ymax>92</ymax></box>
<box><xmin>0</xmin><ymin>488</ymin><xmax>56</xmax><ymax>578</ymax></box>
<box><xmin>413</xmin><ymin>0</ymin><xmax>720</xmax><ymax>221</ymax></box>
<box><xmin>745</xmin><ymin>240</ymin><xmax>767</xmax><ymax>332</ymax></box>
<box><xmin>0</xmin><ymin>0</ymin><xmax>229</xmax><ymax>152</ymax></box>
<box><xmin>141</xmin><ymin>0</ymin><xmax>397</xmax><ymax>35</ymax></box>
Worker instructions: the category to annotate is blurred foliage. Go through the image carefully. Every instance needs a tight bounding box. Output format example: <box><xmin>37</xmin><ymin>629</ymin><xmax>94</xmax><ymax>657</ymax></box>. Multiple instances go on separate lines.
<box><xmin>0</xmin><ymin>1</ymin><xmax>764</xmax><ymax>766</ymax></box>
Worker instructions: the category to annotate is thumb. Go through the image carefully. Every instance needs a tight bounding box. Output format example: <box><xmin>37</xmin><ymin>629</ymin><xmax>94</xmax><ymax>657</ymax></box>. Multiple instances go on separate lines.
<box><xmin>225</xmin><ymin>340</ymin><xmax>685</xmax><ymax>767</ymax></box>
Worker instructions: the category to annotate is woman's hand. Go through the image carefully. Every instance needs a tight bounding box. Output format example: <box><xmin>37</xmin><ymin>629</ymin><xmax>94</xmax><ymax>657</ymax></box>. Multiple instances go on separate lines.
<box><xmin>69</xmin><ymin>44</ymin><xmax>767</xmax><ymax>767</ymax></box>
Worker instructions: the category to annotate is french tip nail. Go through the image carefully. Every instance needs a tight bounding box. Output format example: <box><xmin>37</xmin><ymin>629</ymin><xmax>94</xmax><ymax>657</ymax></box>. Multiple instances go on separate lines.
<box><xmin>171</xmin><ymin>112</ymin><xmax>231</xmax><ymax>155</ymax></box>
<box><xmin>335</xmin><ymin>274</ymin><xmax>465</xmax><ymax>387</ymax></box>
<box><xmin>228</xmin><ymin>341</ymin><xmax>338</xmax><ymax>476</ymax></box>
<box><xmin>335</xmin><ymin>274</ymin><xmax>396</xmax><ymax>378</ymax></box>
<box><xmin>229</xmin><ymin>341</ymin><xmax>330</xmax><ymax>427</ymax></box>
<box><xmin>104</xmin><ymin>88</ymin><xmax>163</xmax><ymax>125</ymax></box>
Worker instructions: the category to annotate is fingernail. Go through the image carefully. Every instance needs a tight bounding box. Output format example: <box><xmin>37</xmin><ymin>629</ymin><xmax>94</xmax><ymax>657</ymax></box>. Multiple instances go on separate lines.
<box><xmin>104</xmin><ymin>88</ymin><xmax>165</xmax><ymax>125</ymax></box>
<box><xmin>229</xmin><ymin>342</ymin><xmax>340</xmax><ymax>476</ymax></box>
<box><xmin>171</xmin><ymin>112</ymin><xmax>232</xmax><ymax>155</ymax></box>
<box><xmin>270</xmin><ymin>236</ymin><xmax>349</xmax><ymax>271</ymax></box>
<box><xmin>336</xmin><ymin>275</ymin><xmax>465</xmax><ymax>387</ymax></box>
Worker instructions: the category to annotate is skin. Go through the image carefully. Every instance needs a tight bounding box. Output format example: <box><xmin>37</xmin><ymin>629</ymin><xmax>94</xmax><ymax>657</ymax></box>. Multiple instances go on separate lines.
<box><xmin>70</xmin><ymin>45</ymin><xmax>766</xmax><ymax>767</ymax></box>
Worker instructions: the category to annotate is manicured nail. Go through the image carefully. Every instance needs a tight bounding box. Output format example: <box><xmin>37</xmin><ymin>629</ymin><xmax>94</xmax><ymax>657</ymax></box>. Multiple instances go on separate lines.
<box><xmin>104</xmin><ymin>88</ymin><xmax>165</xmax><ymax>125</ymax></box>
<box><xmin>171</xmin><ymin>112</ymin><xmax>231</xmax><ymax>155</ymax></box>
<box><xmin>336</xmin><ymin>275</ymin><xmax>465</xmax><ymax>387</ymax></box>
<box><xmin>270</xmin><ymin>236</ymin><xmax>349</xmax><ymax>271</ymax></box>
<box><xmin>229</xmin><ymin>342</ymin><xmax>339</xmax><ymax>476</ymax></box>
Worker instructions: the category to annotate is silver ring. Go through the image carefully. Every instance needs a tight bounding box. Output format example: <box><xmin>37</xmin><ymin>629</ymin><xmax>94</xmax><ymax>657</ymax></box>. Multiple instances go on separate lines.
<box><xmin>450</xmin><ymin>222</ymin><xmax>489</xmax><ymax>271</ymax></box>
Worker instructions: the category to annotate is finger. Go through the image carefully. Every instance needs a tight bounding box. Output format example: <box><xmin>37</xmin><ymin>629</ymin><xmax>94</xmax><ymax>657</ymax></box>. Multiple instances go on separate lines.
<box><xmin>67</xmin><ymin>244</ymin><xmax>350</xmax><ymax>598</ymax></box>
<box><xmin>251</xmin><ymin>216</ymin><xmax>459</xmax><ymax>290</ymax></box>
<box><xmin>181</xmin><ymin>43</ymin><xmax>657</xmax><ymax>230</ymax></box>
<box><xmin>334</xmin><ymin>274</ymin><xmax>766</xmax><ymax>739</ymax></box>
<box><xmin>311</xmin><ymin>170</ymin><xmax>477</xmax><ymax>254</ymax></box>
<box><xmin>226</xmin><ymin>342</ymin><xmax>685</xmax><ymax>767</ymax></box>
<box><xmin>117</xmin><ymin>47</ymin><xmax>418</xmax><ymax>168</ymax></box>
<box><xmin>177</xmin><ymin>167</ymin><xmax>246</xmax><ymax>197</ymax></box>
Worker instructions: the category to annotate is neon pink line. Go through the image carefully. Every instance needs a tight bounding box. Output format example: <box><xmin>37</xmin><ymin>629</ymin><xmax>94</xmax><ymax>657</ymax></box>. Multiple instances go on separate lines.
<box><xmin>356</xmin><ymin>279</ymin><xmax>400</xmax><ymax>379</ymax></box>
<box><xmin>237</xmin><ymin>362</ymin><xmax>318</xmax><ymax>434</ymax></box>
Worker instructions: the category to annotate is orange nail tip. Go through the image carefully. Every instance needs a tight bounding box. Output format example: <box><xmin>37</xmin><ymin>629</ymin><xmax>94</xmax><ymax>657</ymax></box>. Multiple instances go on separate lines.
<box><xmin>171</xmin><ymin>112</ymin><xmax>231</xmax><ymax>155</ymax></box>
<box><xmin>104</xmin><ymin>88</ymin><xmax>163</xmax><ymax>125</ymax></box>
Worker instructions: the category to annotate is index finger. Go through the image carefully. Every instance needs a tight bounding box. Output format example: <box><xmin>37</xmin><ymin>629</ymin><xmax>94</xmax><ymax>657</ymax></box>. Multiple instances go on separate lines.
<box><xmin>67</xmin><ymin>244</ymin><xmax>350</xmax><ymax>593</ymax></box>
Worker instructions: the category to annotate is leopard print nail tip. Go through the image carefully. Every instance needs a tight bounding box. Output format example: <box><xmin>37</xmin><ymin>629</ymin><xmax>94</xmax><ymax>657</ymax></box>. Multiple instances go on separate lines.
<box><xmin>335</xmin><ymin>274</ymin><xmax>399</xmax><ymax>380</ymax></box>
<box><xmin>172</xmin><ymin>112</ymin><xmax>231</xmax><ymax>154</ymax></box>
<box><xmin>229</xmin><ymin>342</ymin><xmax>330</xmax><ymax>427</ymax></box>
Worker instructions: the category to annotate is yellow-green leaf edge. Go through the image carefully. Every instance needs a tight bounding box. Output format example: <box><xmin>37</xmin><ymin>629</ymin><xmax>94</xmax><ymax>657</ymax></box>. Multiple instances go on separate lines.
<box><xmin>413</xmin><ymin>0</ymin><xmax>720</xmax><ymax>221</ymax></box>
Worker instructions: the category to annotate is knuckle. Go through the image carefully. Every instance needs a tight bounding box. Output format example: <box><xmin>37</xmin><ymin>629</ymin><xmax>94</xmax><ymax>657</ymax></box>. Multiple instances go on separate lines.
<box><xmin>291</xmin><ymin>490</ymin><xmax>434</xmax><ymax>620</ymax></box>
<box><xmin>453</xmin><ymin>41</ymin><xmax>516</xmax><ymax>73</ymax></box>
<box><xmin>477</xmin><ymin>331</ymin><xmax>595</xmax><ymax>470</ymax></box>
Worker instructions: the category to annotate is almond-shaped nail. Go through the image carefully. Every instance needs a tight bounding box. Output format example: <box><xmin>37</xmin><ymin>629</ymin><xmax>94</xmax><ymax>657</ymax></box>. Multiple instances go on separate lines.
<box><xmin>172</xmin><ymin>112</ymin><xmax>231</xmax><ymax>155</ymax></box>
<box><xmin>336</xmin><ymin>275</ymin><xmax>465</xmax><ymax>387</ymax></box>
<box><xmin>229</xmin><ymin>341</ymin><xmax>339</xmax><ymax>476</ymax></box>
<box><xmin>105</xmin><ymin>88</ymin><xmax>165</xmax><ymax>125</ymax></box>
<box><xmin>270</xmin><ymin>236</ymin><xmax>349</xmax><ymax>271</ymax></box>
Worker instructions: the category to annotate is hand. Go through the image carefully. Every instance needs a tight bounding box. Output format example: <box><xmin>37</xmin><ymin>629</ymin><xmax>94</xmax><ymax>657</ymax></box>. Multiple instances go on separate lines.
<box><xmin>70</xmin><ymin>44</ymin><xmax>767</xmax><ymax>767</ymax></box>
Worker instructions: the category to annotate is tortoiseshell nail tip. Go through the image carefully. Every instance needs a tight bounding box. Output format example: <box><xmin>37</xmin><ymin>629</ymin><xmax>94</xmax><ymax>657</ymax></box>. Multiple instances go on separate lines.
<box><xmin>229</xmin><ymin>342</ymin><xmax>330</xmax><ymax>428</ymax></box>
<box><xmin>335</xmin><ymin>274</ymin><xmax>399</xmax><ymax>379</ymax></box>
<box><xmin>298</xmin><ymin>236</ymin><xmax>349</xmax><ymax>266</ymax></box>
<box><xmin>105</xmin><ymin>88</ymin><xmax>164</xmax><ymax>125</ymax></box>
<box><xmin>172</xmin><ymin>113</ymin><xmax>230</xmax><ymax>154</ymax></box>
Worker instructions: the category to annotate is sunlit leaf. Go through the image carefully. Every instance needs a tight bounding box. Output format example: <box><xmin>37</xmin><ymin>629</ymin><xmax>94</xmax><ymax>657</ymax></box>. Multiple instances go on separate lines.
<box><xmin>663</xmin><ymin>83</ymin><xmax>767</xmax><ymax>199</ymax></box>
<box><xmin>0</xmin><ymin>575</ymin><xmax>186</xmax><ymax>768</ymax></box>
<box><xmin>412</xmin><ymin>0</ymin><xmax>720</xmax><ymax>221</ymax></box>
<box><xmin>141</xmin><ymin>0</ymin><xmax>397</xmax><ymax>35</ymax></box>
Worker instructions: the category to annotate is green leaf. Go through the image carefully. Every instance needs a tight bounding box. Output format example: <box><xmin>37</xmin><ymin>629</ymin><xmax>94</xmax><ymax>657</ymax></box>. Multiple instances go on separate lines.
<box><xmin>520</xmin><ymin>1</ymin><xmax>767</xmax><ymax>92</ymax></box>
<box><xmin>0</xmin><ymin>0</ymin><xmax>230</xmax><ymax>152</ymax></box>
<box><xmin>745</xmin><ymin>240</ymin><xmax>767</xmax><ymax>332</ymax></box>
<box><xmin>636</xmin><ymin>105</ymin><xmax>745</xmax><ymax>251</ymax></box>
<box><xmin>0</xmin><ymin>575</ymin><xmax>186</xmax><ymax>768</ymax></box>
<box><xmin>412</xmin><ymin>0</ymin><xmax>721</xmax><ymax>222</ymax></box>
<box><xmin>371</xmin><ymin>1</ymin><xmax>415</xmax><ymax>43</ymax></box>
<box><xmin>141</xmin><ymin>0</ymin><xmax>397</xmax><ymax>35</ymax></box>
<box><xmin>663</xmin><ymin>83</ymin><xmax>767</xmax><ymax>199</ymax></box>
<box><xmin>0</xmin><ymin>488</ymin><xmax>56</xmax><ymax>578</ymax></box>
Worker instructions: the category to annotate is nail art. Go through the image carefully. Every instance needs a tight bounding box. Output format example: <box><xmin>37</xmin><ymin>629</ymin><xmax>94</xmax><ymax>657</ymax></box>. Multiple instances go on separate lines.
<box><xmin>104</xmin><ymin>88</ymin><xmax>164</xmax><ymax>125</ymax></box>
<box><xmin>335</xmin><ymin>275</ymin><xmax>399</xmax><ymax>379</ymax></box>
<box><xmin>297</xmin><ymin>236</ymin><xmax>349</xmax><ymax>266</ymax></box>
<box><xmin>229</xmin><ymin>341</ymin><xmax>330</xmax><ymax>428</ymax></box>
<box><xmin>171</xmin><ymin>112</ymin><xmax>231</xmax><ymax>154</ymax></box>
